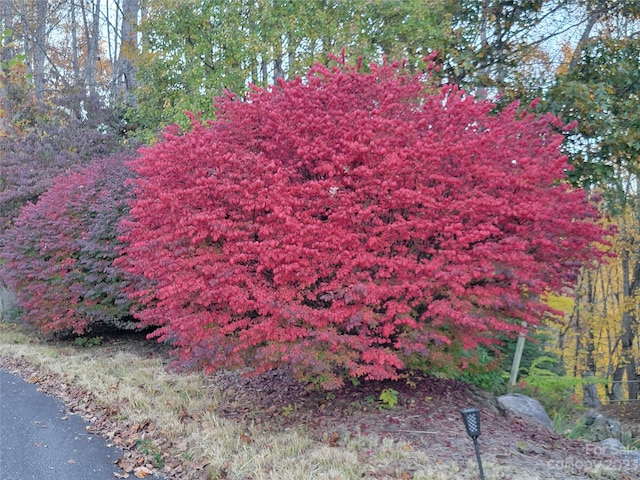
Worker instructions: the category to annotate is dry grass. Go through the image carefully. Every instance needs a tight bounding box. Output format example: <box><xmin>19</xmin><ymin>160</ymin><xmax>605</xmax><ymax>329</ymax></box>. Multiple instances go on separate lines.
<box><xmin>0</xmin><ymin>323</ymin><xmax>624</xmax><ymax>480</ymax></box>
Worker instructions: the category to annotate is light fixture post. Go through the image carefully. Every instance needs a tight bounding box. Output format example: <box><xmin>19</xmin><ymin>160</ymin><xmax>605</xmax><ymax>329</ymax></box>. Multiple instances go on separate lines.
<box><xmin>461</xmin><ymin>407</ymin><xmax>486</xmax><ymax>480</ymax></box>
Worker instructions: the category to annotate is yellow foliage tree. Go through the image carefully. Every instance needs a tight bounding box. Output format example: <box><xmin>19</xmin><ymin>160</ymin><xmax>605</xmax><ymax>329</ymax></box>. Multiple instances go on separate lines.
<box><xmin>552</xmin><ymin>209</ymin><xmax>640</xmax><ymax>404</ymax></box>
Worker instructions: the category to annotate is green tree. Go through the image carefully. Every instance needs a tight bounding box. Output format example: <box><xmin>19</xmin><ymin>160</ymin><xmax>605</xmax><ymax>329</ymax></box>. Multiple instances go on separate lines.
<box><xmin>129</xmin><ymin>0</ymin><xmax>452</xmax><ymax>139</ymax></box>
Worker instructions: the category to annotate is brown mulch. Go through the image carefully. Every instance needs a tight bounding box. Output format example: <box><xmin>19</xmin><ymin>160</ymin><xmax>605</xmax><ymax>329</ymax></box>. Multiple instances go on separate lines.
<box><xmin>2</xmin><ymin>333</ymin><xmax>640</xmax><ymax>480</ymax></box>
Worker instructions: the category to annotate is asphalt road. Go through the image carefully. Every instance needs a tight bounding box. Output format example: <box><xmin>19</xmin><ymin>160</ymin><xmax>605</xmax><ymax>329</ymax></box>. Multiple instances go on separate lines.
<box><xmin>0</xmin><ymin>369</ymin><xmax>127</xmax><ymax>480</ymax></box>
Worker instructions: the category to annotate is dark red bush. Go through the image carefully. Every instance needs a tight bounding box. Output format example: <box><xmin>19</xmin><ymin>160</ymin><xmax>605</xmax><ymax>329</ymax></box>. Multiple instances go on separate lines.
<box><xmin>1</xmin><ymin>152</ymin><xmax>137</xmax><ymax>334</ymax></box>
<box><xmin>120</xmin><ymin>61</ymin><xmax>608</xmax><ymax>388</ymax></box>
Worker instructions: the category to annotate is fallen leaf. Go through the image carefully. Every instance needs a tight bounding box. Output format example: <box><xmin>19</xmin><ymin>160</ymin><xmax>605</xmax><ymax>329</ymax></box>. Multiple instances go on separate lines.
<box><xmin>133</xmin><ymin>465</ymin><xmax>153</xmax><ymax>478</ymax></box>
<box><xmin>179</xmin><ymin>405</ymin><xmax>191</xmax><ymax>421</ymax></box>
<box><xmin>175</xmin><ymin>439</ymin><xmax>189</xmax><ymax>452</ymax></box>
<box><xmin>116</xmin><ymin>458</ymin><xmax>135</xmax><ymax>472</ymax></box>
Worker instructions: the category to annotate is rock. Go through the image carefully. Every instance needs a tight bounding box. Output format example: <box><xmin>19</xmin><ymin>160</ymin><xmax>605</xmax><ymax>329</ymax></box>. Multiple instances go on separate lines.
<box><xmin>582</xmin><ymin>410</ymin><xmax>623</xmax><ymax>441</ymax></box>
<box><xmin>599</xmin><ymin>438</ymin><xmax>624</xmax><ymax>454</ymax></box>
<box><xmin>620</xmin><ymin>449</ymin><xmax>640</xmax><ymax>463</ymax></box>
<box><xmin>598</xmin><ymin>438</ymin><xmax>640</xmax><ymax>464</ymax></box>
<box><xmin>497</xmin><ymin>393</ymin><xmax>554</xmax><ymax>430</ymax></box>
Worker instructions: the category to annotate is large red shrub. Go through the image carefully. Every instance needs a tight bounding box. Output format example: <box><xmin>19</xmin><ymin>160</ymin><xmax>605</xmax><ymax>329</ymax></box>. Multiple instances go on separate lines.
<box><xmin>1</xmin><ymin>152</ymin><xmax>137</xmax><ymax>334</ymax></box>
<box><xmin>120</xmin><ymin>61</ymin><xmax>608</xmax><ymax>388</ymax></box>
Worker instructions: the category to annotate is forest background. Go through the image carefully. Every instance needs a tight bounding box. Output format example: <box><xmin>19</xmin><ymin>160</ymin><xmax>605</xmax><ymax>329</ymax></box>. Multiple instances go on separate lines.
<box><xmin>1</xmin><ymin>0</ymin><xmax>640</xmax><ymax>408</ymax></box>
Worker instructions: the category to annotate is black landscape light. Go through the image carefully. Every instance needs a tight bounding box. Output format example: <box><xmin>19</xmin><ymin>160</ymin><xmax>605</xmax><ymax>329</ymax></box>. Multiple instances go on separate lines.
<box><xmin>461</xmin><ymin>407</ymin><xmax>486</xmax><ymax>480</ymax></box>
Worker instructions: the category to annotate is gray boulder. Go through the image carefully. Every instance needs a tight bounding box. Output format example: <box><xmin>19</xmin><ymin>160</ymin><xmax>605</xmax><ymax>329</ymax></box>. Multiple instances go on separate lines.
<box><xmin>599</xmin><ymin>438</ymin><xmax>624</xmax><ymax>454</ymax></box>
<box><xmin>581</xmin><ymin>410</ymin><xmax>623</xmax><ymax>441</ymax></box>
<box><xmin>497</xmin><ymin>393</ymin><xmax>554</xmax><ymax>430</ymax></box>
<box><xmin>599</xmin><ymin>438</ymin><xmax>640</xmax><ymax>464</ymax></box>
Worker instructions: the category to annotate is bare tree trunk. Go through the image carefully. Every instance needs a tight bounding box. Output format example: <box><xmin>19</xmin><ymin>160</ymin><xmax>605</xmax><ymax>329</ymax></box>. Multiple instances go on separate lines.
<box><xmin>1</xmin><ymin>2</ymin><xmax>15</xmax><ymax>65</ymax></box>
<box><xmin>33</xmin><ymin>0</ymin><xmax>47</xmax><ymax>103</ymax></box>
<box><xmin>274</xmin><ymin>54</ymin><xmax>283</xmax><ymax>83</ymax></box>
<box><xmin>582</xmin><ymin>269</ymin><xmax>602</xmax><ymax>407</ymax></box>
<box><xmin>19</xmin><ymin>0</ymin><xmax>31</xmax><ymax>80</ymax></box>
<box><xmin>261</xmin><ymin>57</ymin><xmax>267</xmax><ymax>85</ymax></box>
<box><xmin>83</xmin><ymin>0</ymin><xmax>101</xmax><ymax>95</ymax></box>
<box><xmin>250</xmin><ymin>61</ymin><xmax>258</xmax><ymax>85</ymax></box>
<box><xmin>112</xmin><ymin>0</ymin><xmax>139</xmax><ymax>106</ymax></box>
<box><xmin>567</xmin><ymin>10</ymin><xmax>599</xmax><ymax>74</ymax></box>
<box><xmin>570</xmin><ymin>273</ymin><xmax>584</xmax><ymax>379</ymax></box>
<box><xmin>585</xmin><ymin>270</ymin><xmax>598</xmax><ymax>374</ymax></box>
<box><xmin>105</xmin><ymin>0</ymin><xmax>117</xmax><ymax>67</ymax></box>
<box><xmin>139</xmin><ymin>0</ymin><xmax>148</xmax><ymax>53</ymax></box>
<box><xmin>0</xmin><ymin>0</ymin><xmax>15</xmax><ymax>136</ymax></box>
<box><xmin>70</xmin><ymin>0</ymin><xmax>80</xmax><ymax>83</ymax></box>
<box><xmin>273</xmin><ymin>31</ymin><xmax>284</xmax><ymax>82</ymax></box>
<box><xmin>582</xmin><ymin>371</ymin><xmax>601</xmax><ymax>408</ymax></box>
<box><xmin>287</xmin><ymin>31</ymin><xmax>295</xmax><ymax>77</ymax></box>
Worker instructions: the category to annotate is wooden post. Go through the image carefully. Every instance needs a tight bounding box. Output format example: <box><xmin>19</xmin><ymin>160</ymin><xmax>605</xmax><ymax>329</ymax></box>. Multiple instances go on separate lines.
<box><xmin>509</xmin><ymin>323</ymin><xmax>527</xmax><ymax>389</ymax></box>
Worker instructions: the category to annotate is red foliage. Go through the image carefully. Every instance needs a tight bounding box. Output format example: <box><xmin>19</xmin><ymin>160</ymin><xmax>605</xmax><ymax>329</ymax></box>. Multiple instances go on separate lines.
<box><xmin>120</xmin><ymin>61</ymin><xmax>608</xmax><ymax>388</ymax></box>
<box><xmin>1</xmin><ymin>153</ymin><xmax>137</xmax><ymax>334</ymax></box>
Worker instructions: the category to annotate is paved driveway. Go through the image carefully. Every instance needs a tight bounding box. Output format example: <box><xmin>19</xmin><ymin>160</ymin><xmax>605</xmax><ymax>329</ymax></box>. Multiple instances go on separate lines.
<box><xmin>0</xmin><ymin>369</ymin><xmax>128</xmax><ymax>479</ymax></box>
